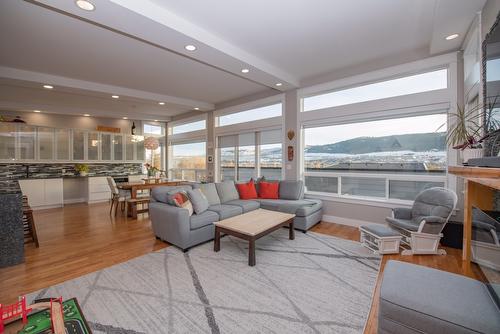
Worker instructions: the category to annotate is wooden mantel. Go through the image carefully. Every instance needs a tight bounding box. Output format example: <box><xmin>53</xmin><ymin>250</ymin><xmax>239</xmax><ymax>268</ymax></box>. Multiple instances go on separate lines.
<box><xmin>448</xmin><ymin>166</ymin><xmax>500</xmax><ymax>262</ymax></box>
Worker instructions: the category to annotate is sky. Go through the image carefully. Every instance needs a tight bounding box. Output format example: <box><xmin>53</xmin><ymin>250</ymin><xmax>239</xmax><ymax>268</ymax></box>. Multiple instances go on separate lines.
<box><xmin>304</xmin><ymin>113</ymin><xmax>447</xmax><ymax>146</ymax></box>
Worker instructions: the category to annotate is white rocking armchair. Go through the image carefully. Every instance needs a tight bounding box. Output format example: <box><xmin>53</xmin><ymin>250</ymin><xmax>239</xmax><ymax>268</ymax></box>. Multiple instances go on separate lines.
<box><xmin>386</xmin><ymin>187</ymin><xmax>457</xmax><ymax>255</ymax></box>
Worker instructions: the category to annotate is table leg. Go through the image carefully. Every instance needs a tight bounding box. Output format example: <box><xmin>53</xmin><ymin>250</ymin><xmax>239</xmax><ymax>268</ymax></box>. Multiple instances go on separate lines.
<box><xmin>214</xmin><ymin>227</ymin><xmax>220</xmax><ymax>252</ymax></box>
<box><xmin>289</xmin><ymin>219</ymin><xmax>295</xmax><ymax>240</ymax></box>
<box><xmin>249</xmin><ymin>238</ymin><xmax>256</xmax><ymax>266</ymax></box>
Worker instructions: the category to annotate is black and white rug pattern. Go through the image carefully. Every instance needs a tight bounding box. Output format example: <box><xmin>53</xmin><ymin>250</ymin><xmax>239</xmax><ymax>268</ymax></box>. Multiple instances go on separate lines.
<box><xmin>29</xmin><ymin>230</ymin><xmax>380</xmax><ymax>334</ymax></box>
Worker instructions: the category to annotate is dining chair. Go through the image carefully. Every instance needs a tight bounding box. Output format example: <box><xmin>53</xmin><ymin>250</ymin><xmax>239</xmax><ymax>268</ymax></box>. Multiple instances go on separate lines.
<box><xmin>107</xmin><ymin>177</ymin><xmax>130</xmax><ymax>216</ymax></box>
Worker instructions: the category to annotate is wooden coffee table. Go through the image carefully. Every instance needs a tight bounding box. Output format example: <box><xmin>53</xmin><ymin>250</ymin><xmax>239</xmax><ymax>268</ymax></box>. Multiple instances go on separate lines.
<box><xmin>213</xmin><ymin>209</ymin><xmax>295</xmax><ymax>266</ymax></box>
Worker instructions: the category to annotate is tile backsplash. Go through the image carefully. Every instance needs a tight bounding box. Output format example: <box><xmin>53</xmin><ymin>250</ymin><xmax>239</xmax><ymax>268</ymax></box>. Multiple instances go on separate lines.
<box><xmin>0</xmin><ymin>163</ymin><xmax>143</xmax><ymax>180</ymax></box>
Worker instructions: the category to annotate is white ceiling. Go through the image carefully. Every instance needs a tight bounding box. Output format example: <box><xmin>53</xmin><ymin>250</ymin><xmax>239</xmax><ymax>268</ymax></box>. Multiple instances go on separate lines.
<box><xmin>0</xmin><ymin>0</ymin><xmax>487</xmax><ymax>121</ymax></box>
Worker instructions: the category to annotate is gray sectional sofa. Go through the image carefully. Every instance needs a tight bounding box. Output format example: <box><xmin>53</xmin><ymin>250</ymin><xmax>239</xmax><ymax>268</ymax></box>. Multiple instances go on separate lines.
<box><xmin>149</xmin><ymin>180</ymin><xmax>322</xmax><ymax>251</ymax></box>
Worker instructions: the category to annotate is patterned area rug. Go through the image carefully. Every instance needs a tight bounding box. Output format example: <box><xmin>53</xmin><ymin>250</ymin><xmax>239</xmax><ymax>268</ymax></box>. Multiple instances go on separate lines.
<box><xmin>28</xmin><ymin>230</ymin><xmax>380</xmax><ymax>334</ymax></box>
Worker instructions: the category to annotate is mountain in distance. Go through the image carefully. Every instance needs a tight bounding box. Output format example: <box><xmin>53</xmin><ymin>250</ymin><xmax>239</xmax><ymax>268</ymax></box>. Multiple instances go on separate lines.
<box><xmin>305</xmin><ymin>132</ymin><xmax>446</xmax><ymax>155</ymax></box>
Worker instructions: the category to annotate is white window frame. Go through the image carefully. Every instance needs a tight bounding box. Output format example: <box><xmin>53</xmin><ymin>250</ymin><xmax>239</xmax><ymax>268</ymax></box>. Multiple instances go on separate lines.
<box><xmin>298</xmin><ymin>53</ymin><xmax>460</xmax><ymax>206</ymax></box>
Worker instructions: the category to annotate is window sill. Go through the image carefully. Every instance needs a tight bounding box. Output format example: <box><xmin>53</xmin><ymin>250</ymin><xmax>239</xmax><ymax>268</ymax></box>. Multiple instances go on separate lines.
<box><xmin>305</xmin><ymin>191</ymin><xmax>413</xmax><ymax>209</ymax></box>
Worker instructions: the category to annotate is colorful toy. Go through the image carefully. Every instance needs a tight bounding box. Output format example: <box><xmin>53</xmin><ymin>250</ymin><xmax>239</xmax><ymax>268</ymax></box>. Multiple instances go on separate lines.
<box><xmin>0</xmin><ymin>296</ymin><xmax>65</xmax><ymax>334</ymax></box>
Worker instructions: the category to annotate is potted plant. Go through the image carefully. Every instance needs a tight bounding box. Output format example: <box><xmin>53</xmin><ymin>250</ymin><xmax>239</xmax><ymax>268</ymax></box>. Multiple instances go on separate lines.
<box><xmin>74</xmin><ymin>164</ymin><xmax>89</xmax><ymax>176</ymax></box>
<box><xmin>444</xmin><ymin>96</ymin><xmax>499</xmax><ymax>163</ymax></box>
<box><xmin>144</xmin><ymin>163</ymin><xmax>158</xmax><ymax>178</ymax></box>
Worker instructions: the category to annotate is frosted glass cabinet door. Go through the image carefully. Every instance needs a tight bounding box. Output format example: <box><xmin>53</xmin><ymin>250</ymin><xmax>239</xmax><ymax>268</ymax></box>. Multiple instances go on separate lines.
<box><xmin>125</xmin><ymin>135</ymin><xmax>134</xmax><ymax>161</ymax></box>
<box><xmin>87</xmin><ymin>132</ymin><xmax>99</xmax><ymax>161</ymax></box>
<box><xmin>73</xmin><ymin>130</ymin><xmax>85</xmax><ymax>160</ymax></box>
<box><xmin>56</xmin><ymin>129</ymin><xmax>70</xmax><ymax>160</ymax></box>
<box><xmin>19</xmin><ymin>125</ymin><xmax>36</xmax><ymax>160</ymax></box>
<box><xmin>38</xmin><ymin>127</ymin><xmax>55</xmax><ymax>160</ymax></box>
<box><xmin>101</xmin><ymin>133</ymin><xmax>112</xmax><ymax>161</ymax></box>
<box><xmin>136</xmin><ymin>137</ymin><xmax>145</xmax><ymax>161</ymax></box>
<box><xmin>0</xmin><ymin>123</ymin><xmax>16</xmax><ymax>160</ymax></box>
<box><xmin>113</xmin><ymin>135</ymin><xmax>123</xmax><ymax>161</ymax></box>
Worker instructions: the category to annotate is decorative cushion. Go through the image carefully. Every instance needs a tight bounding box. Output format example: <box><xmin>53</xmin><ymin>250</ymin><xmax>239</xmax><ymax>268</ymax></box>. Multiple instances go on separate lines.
<box><xmin>259</xmin><ymin>181</ymin><xmax>279</xmax><ymax>199</ymax></box>
<box><xmin>187</xmin><ymin>188</ymin><xmax>209</xmax><ymax>215</ymax></box>
<box><xmin>195</xmin><ymin>183</ymin><xmax>221</xmax><ymax>206</ymax></box>
<box><xmin>279</xmin><ymin>180</ymin><xmax>304</xmax><ymax>200</ymax></box>
<box><xmin>215</xmin><ymin>181</ymin><xmax>240</xmax><ymax>203</ymax></box>
<box><xmin>236</xmin><ymin>179</ymin><xmax>258</xmax><ymax>199</ymax></box>
<box><xmin>171</xmin><ymin>191</ymin><xmax>193</xmax><ymax>216</ymax></box>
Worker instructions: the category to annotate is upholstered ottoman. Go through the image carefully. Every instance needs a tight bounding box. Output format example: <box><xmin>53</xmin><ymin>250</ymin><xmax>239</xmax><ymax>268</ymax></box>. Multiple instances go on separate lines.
<box><xmin>359</xmin><ymin>224</ymin><xmax>401</xmax><ymax>254</ymax></box>
<box><xmin>379</xmin><ymin>261</ymin><xmax>500</xmax><ymax>334</ymax></box>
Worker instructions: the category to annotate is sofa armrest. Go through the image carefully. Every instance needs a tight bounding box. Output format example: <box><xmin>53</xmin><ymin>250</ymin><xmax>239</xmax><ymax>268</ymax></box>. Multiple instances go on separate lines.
<box><xmin>392</xmin><ymin>207</ymin><xmax>412</xmax><ymax>220</ymax></box>
<box><xmin>149</xmin><ymin>202</ymin><xmax>191</xmax><ymax>249</ymax></box>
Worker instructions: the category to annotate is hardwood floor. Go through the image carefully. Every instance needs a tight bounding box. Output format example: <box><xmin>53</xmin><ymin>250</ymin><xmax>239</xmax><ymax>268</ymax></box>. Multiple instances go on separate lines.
<box><xmin>0</xmin><ymin>204</ymin><xmax>484</xmax><ymax>334</ymax></box>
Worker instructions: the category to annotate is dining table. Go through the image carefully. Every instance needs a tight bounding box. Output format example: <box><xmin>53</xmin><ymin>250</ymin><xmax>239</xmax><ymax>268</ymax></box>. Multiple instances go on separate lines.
<box><xmin>117</xmin><ymin>180</ymin><xmax>185</xmax><ymax>199</ymax></box>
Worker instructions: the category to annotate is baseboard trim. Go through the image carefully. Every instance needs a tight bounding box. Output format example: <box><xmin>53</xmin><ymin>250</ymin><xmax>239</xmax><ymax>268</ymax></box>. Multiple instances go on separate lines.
<box><xmin>322</xmin><ymin>214</ymin><xmax>373</xmax><ymax>228</ymax></box>
<box><xmin>64</xmin><ymin>198</ymin><xmax>86</xmax><ymax>204</ymax></box>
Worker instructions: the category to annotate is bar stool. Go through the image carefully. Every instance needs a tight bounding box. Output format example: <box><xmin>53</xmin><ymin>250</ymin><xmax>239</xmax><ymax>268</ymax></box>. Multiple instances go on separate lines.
<box><xmin>22</xmin><ymin>196</ymin><xmax>39</xmax><ymax>248</ymax></box>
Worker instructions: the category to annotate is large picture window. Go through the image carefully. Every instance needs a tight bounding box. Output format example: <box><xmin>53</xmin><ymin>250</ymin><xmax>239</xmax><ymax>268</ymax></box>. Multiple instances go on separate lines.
<box><xmin>218</xmin><ymin>129</ymin><xmax>282</xmax><ymax>181</ymax></box>
<box><xmin>302</xmin><ymin>69</ymin><xmax>448</xmax><ymax>112</ymax></box>
<box><xmin>170</xmin><ymin>141</ymin><xmax>206</xmax><ymax>181</ymax></box>
<box><xmin>217</xmin><ymin>103</ymin><xmax>282</xmax><ymax>127</ymax></box>
<box><xmin>304</xmin><ymin>113</ymin><xmax>447</xmax><ymax>201</ymax></box>
<box><xmin>172</xmin><ymin>119</ymin><xmax>206</xmax><ymax>135</ymax></box>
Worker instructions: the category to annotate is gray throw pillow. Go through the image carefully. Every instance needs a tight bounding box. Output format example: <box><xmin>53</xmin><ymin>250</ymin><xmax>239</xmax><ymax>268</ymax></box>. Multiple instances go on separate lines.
<box><xmin>215</xmin><ymin>181</ymin><xmax>240</xmax><ymax>203</ymax></box>
<box><xmin>196</xmin><ymin>183</ymin><xmax>221</xmax><ymax>205</ymax></box>
<box><xmin>187</xmin><ymin>188</ymin><xmax>209</xmax><ymax>215</ymax></box>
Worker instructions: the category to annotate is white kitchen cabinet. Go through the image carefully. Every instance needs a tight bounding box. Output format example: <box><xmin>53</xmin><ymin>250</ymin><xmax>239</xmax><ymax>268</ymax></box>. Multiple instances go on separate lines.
<box><xmin>18</xmin><ymin>178</ymin><xmax>63</xmax><ymax>209</ymax></box>
<box><xmin>87</xmin><ymin>176</ymin><xmax>111</xmax><ymax>203</ymax></box>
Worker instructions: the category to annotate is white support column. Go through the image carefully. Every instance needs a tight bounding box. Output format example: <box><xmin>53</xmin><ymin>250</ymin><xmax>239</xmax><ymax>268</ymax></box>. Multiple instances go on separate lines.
<box><xmin>283</xmin><ymin>89</ymin><xmax>300</xmax><ymax>180</ymax></box>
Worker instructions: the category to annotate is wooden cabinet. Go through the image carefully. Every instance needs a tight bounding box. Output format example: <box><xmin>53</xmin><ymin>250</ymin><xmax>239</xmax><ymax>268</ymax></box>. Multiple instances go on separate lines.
<box><xmin>18</xmin><ymin>178</ymin><xmax>63</xmax><ymax>209</ymax></box>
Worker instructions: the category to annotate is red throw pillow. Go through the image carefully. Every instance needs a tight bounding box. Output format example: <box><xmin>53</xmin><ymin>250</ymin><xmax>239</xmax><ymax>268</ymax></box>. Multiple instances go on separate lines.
<box><xmin>259</xmin><ymin>181</ymin><xmax>279</xmax><ymax>199</ymax></box>
<box><xmin>236</xmin><ymin>180</ymin><xmax>258</xmax><ymax>200</ymax></box>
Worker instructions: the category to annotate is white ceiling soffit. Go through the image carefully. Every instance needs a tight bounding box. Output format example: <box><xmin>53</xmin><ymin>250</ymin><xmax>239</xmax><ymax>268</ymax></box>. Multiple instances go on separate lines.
<box><xmin>142</xmin><ymin>0</ymin><xmax>486</xmax><ymax>84</ymax></box>
<box><xmin>429</xmin><ymin>0</ymin><xmax>487</xmax><ymax>55</ymax></box>
<box><xmin>0</xmin><ymin>66</ymin><xmax>213</xmax><ymax>111</ymax></box>
<box><xmin>30</xmin><ymin>0</ymin><xmax>298</xmax><ymax>90</ymax></box>
<box><xmin>0</xmin><ymin>82</ymin><xmax>178</xmax><ymax>121</ymax></box>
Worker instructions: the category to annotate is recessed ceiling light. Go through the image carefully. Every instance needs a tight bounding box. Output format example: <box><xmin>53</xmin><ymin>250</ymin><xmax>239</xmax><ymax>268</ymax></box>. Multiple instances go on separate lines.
<box><xmin>154</xmin><ymin>120</ymin><xmax>158</xmax><ymax>122</ymax></box>
<box><xmin>123</xmin><ymin>117</ymin><xmax>128</xmax><ymax>120</ymax></box>
<box><xmin>275</xmin><ymin>83</ymin><xmax>283</xmax><ymax>87</ymax></box>
<box><xmin>112</xmin><ymin>95</ymin><xmax>119</xmax><ymax>99</ymax></box>
<box><xmin>75</xmin><ymin>0</ymin><xmax>95</xmax><ymax>11</ymax></box>
<box><xmin>43</xmin><ymin>84</ymin><xmax>54</xmax><ymax>89</ymax></box>
<box><xmin>445</xmin><ymin>34</ymin><xmax>459</xmax><ymax>40</ymax></box>
<box><xmin>83</xmin><ymin>114</ymin><xmax>90</xmax><ymax>117</ymax></box>
<box><xmin>158</xmin><ymin>102</ymin><xmax>165</xmax><ymax>105</ymax></box>
<box><xmin>241</xmin><ymin>68</ymin><xmax>250</xmax><ymax>73</ymax></box>
<box><xmin>194</xmin><ymin>107</ymin><xmax>200</xmax><ymax>110</ymax></box>
<box><xmin>185</xmin><ymin>45</ymin><xmax>197</xmax><ymax>51</ymax></box>
<box><xmin>33</xmin><ymin>110</ymin><xmax>41</xmax><ymax>113</ymax></box>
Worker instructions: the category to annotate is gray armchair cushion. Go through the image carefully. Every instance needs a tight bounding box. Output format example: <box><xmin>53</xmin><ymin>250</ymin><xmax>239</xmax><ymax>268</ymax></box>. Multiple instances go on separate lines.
<box><xmin>392</xmin><ymin>207</ymin><xmax>412</xmax><ymax>220</ymax></box>
<box><xmin>279</xmin><ymin>180</ymin><xmax>304</xmax><ymax>200</ymax></box>
<box><xmin>195</xmin><ymin>183</ymin><xmax>221</xmax><ymax>206</ymax></box>
<box><xmin>208</xmin><ymin>204</ymin><xmax>243</xmax><ymax>220</ymax></box>
<box><xmin>225</xmin><ymin>199</ymin><xmax>260</xmax><ymax>213</ymax></box>
<box><xmin>385</xmin><ymin>217</ymin><xmax>419</xmax><ymax>231</ymax></box>
<box><xmin>215</xmin><ymin>181</ymin><xmax>240</xmax><ymax>203</ymax></box>
<box><xmin>190</xmin><ymin>210</ymin><xmax>219</xmax><ymax>230</ymax></box>
<box><xmin>412</xmin><ymin>187</ymin><xmax>455</xmax><ymax>220</ymax></box>
<box><xmin>187</xmin><ymin>188</ymin><xmax>209</xmax><ymax>215</ymax></box>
